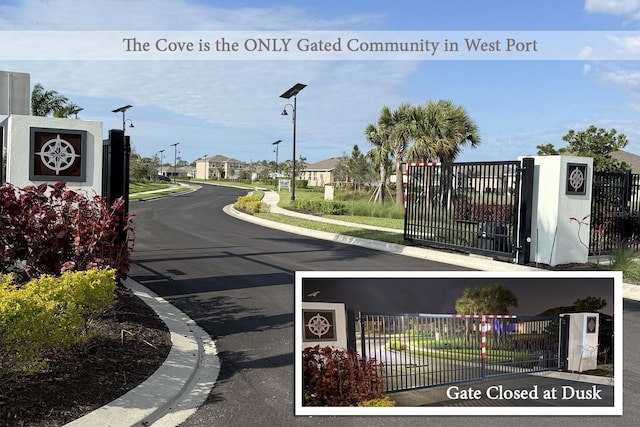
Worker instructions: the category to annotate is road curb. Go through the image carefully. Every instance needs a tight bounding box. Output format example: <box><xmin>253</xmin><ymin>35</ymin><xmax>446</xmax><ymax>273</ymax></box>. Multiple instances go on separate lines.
<box><xmin>226</xmin><ymin>203</ymin><xmax>640</xmax><ymax>302</ymax></box>
<box><xmin>64</xmin><ymin>278</ymin><xmax>219</xmax><ymax>427</ymax></box>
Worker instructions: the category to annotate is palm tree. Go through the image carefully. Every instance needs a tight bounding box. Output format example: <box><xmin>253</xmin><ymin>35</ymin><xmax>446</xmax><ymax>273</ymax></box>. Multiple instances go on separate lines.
<box><xmin>377</xmin><ymin>103</ymin><xmax>416</xmax><ymax>206</ymax></box>
<box><xmin>53</xmin><ymin>101</ymin><xmax>82</xmax><ymax>118</ymax></box>
<box><xmin>31</xmin><ymin>83</ymin><xmax>69</xmax><ymax>117</ymax></box>
<box><xmin>365</xmin><ymin>123</ymin><xmax>391</xmax><ymax>203</ymax></box>
<box><xmin>408</xmin><ymin>100</ymin><xmax>480</xmax><ymax>163</ymax></box>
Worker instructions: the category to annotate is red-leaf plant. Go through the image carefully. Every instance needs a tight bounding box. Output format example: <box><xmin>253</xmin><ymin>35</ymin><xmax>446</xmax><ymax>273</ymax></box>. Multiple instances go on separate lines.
<box><xmin>0</xmin><ymin>182</ymin><xmax>133</xmax><ymax>285</ymax></box>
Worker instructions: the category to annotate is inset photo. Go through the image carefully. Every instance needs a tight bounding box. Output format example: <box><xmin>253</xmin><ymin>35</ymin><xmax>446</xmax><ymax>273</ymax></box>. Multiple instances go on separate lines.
<box><xmin>295</xmin><ymin>271</ymin><xmax>622</xmax><ymax>416</ymax></box>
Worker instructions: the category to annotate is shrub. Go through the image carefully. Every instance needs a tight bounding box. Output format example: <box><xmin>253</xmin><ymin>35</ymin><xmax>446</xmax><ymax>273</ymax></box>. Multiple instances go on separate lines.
<box><xmin>0</xmin><ymin>268</ymin><xmax>116</xmax><ymax>379</ymax></box>
<box><xmin>358</xmin><ymin>396</ymin><xmax>396</xmax><ymax>407</ymax></box>
<box><xmin>0</xmin><ymin>182</ymin><xmax>133</xmax><ymax>284</ymax></box>
<box><xmin>293</xmin><ymin>199</ymin><xmax>348</xmax><ymax>215</ymax></box>
<box><xmin>302</xmin><ymin>345</ymin><xmax>385</xmax><ymax>406</ymax></box>
<box><xmin>234</xmin><ymin>195</ymin><xmax>268</xmax><ymax>214</ymax></box>
<box><xmin>610</xmin><ymin>246</ymin><xmax>640</xmax><ymax>282</ymax></box>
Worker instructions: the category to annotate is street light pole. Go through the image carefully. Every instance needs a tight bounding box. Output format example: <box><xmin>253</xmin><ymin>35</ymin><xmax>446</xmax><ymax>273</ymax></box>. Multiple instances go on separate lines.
<box><xmin>280</xmin><ymin>83</ymin><xmax>306</xmax><ymax>202</ymax></box>
<box><xmin>158</xmin><ymin>149</ymin><xmax>165</xmax><ymax>177</ymax></box>
<box><xmin>202</xmin><ymin>154</ymin><xmax>208</xmax><ymax>180</ymax></box>
<box><xmin>171</xmin><ymin>142</ymin><xmax>180</xmax><ymax>183</ymax></box>
<box><xmin>272</xmin><ymin>139</ymin><xmax>282</xmax><ymax>178</ymax></box>
<box><xmin>112</xmin><ymin>104</ymin><xmax>132</xmax><ymax>134</ymax></box>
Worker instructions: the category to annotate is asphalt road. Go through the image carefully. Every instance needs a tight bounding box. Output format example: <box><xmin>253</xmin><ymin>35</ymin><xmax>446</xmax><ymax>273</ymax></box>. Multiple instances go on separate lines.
<box><xmin>128</xmin><ymin>184</ymin><xmax>639</xmax><ymax>427</ymax></box>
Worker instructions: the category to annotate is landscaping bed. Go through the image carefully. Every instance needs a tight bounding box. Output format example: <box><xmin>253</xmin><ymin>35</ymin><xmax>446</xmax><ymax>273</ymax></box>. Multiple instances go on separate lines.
<box><xmin>0</xmin><ymin>285</ymin><xmax>171</xmax><ymax>426</ymax></box>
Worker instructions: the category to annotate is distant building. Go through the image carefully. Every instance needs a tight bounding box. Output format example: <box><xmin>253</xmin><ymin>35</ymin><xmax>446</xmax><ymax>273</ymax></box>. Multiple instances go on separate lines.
<box><xmin>195</xmin><ymin>155</ymin><xmax>247</xmax><ymax>180</ymax></box>
<box><xmin>301</xmin><ymin>157</ymin><xmax>341</xmax><ymax>187</ymax></box>
<box><xmin>159</xmin><ymin>165</ymin><xmax>196</xmax><ymax>178</ymax></box>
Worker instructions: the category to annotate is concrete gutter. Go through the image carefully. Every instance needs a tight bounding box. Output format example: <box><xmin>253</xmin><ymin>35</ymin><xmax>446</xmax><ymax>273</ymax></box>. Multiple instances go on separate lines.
<box><xmin>65</xmin><ymin>278</ymin><xmax>220</xmax><ymax>427</ymax></box>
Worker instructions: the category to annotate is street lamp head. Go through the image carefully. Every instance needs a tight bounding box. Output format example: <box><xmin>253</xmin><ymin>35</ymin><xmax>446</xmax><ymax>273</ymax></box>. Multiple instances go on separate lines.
<box><xmin>279</xmin><ymin>83</ymin><xmax>306</xmax><ymax>99</ymax></box>
<box><xmin>126</xmin><ymin>119</ymin><xmax>134</xmax><ymax>128</ymax></box>
<box><xmin>71</xmin><ymin>107</ymin><xmax>84</xmax><ymax>118</ymax></box>
<box><xmin>112</xmin><ymin>104</ymin><xmax>133</xmax><ymax>113</ymax></box>
<box><xmin>272</xmin><ymin>139</ymin><xmax>282</xmax><ymax>145</ymax></box>
<box><xmin>280</xmin><ymin>109</ymin><xmax>288</xmax><ymax>116</ymax></box>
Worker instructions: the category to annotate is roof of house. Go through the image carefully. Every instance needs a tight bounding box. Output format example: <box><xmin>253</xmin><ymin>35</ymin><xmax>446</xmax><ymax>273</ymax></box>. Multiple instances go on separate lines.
<box><xmin>203</xmin><ymin>154</ymin><xmax>245</xmax><ymax>164</ymax></box>
<box><xmin>305</xmin><ymin>157</ymin><xmax>341</xmax><ymax>171</ymax></box>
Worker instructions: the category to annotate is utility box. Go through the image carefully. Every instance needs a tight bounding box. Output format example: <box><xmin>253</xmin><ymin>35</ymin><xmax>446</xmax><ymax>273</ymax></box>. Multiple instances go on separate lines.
<box><xmin>560</xmin><ymin>312</ymin><xmax>600</xmax><ymax>372</ymax></box>
<box><xmin>324</xmin><ymin>185</ymin><xmax>334</xmax><ymax>201</ymax></box>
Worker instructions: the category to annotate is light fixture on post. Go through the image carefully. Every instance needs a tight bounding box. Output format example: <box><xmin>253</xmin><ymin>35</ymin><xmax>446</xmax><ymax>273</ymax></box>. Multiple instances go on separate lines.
<box><xmin>272</xmin><ymin>139</ymin><xmax>282</xmax><ymax>179</ymax></box>
<box><xmin>112</xmin><ymin>104</ymin><xmax>133</xmax><ymax>134</ymax></box>
<box><xmin>280</xmin><ymin>83</ymin><xmax>306</xmax><ymax>202</ymax></box>
<box><xmin>125</xmin><ymin>119</ymin><xmax>135</xmax><ymax>129</ymax></box>
<box><xmin>71</xmin><ymin>107</ymin><xmax>84</xmax><ymax>119</ymax></box>
<box><xmin>158</xmin><ymin>149</ymin><xmax>165</xmax><ymax>178</ymax></box>
<box><xmin>171</xmin><ymin>142</ymin><xmax>180</xmax><ymax>183</ymax></box>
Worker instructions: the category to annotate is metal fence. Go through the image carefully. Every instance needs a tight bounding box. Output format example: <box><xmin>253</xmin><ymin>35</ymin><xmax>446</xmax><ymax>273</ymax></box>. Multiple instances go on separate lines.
<box><xmin>358</xmin><ymin>313</ymin><xmax>559</xmax><ymax>392</ymax></box>
<box><xmin>590</xmin><ymin>170</ymin><xmax>640</xmax><ymax>254</ymax></box>
<box><xmin>403</xmin><ymin>161</ymin><xmax>523</xmax><ymax>259</ymax></box>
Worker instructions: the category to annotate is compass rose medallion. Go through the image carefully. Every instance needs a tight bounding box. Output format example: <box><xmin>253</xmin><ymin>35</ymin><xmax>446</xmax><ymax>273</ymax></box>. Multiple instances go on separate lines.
<box><xmin>36</xmin><ymin>134</ymin><xmax>80</xmax><ymax>175</ymax></box>
<box><xmin>30</xmin><ymin>129</ymin><xmax>86</xmax><ymax>181</ymax></box>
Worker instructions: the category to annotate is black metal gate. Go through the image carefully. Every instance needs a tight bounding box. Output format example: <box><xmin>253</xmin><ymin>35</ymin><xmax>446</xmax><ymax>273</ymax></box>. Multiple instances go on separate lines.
<box><xmin>590</xmin><ymin>170</ymin><xmax>640</xmax><ymax>254</ymax></box>
<box><xmin>403</xmin><ymin>160</ymin><xmax>534</xmax><ymax>263</ymax></box>
<box><xmin>358</xmin><ymin>313</ymin><xmax>559</xmax><ymax>392</ymax></box>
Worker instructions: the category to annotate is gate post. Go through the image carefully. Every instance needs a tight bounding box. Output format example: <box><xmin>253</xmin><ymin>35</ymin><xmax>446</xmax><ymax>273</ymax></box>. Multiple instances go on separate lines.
<box><xmin>346</xmin><ymin>309</ymin><xmax>356</xmax><ymax>353</ymax></box>
<box><xmin>517</xmin><ymin>157</ymin><xmax>535</xmax><ymax>265</ymax></box>
<box><xmin>104</xmin><ymin>129</ymin><xmax>130</xmax><ymax>242</ymax></box>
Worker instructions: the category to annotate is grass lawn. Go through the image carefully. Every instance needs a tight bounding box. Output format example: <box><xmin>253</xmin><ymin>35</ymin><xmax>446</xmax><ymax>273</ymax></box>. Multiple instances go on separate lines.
<box><xmin>255</xmin><ymin>212</ymin><xmax>406</xmax><ymax>244</ymax></box>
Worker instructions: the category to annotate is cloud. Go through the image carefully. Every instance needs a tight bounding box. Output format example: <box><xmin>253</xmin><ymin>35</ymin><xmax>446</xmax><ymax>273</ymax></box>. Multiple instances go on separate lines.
<box><xmin>578</xmin><ymin>46</ymin><xmax>593</xmax><ymax>60</ymax></box>
<box><xmin>600</xmin><ymin>65</ymin><xmax>640</xmax><ymax>86</ymax></box>
<box><xmin>584</xmin><ymin>0</ymin><xmax>640</xmax><ymax>20</ymax></box>
<box><xmin>0</xmin><ymin>0</ymin><xmax>379</xmax><ymax>31</ymax></box>
<box><xmin>1</xmin><ymin>1</ymin><xmax>412</xmax><ymax>162</ymax></box>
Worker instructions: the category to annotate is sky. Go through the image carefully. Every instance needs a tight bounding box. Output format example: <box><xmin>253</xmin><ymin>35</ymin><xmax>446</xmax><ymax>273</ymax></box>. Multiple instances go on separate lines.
<box><xmin>2</xmin><ymin>0</ymin><xmax>640</xmax><ymax>166</ymax></box>
<box><xmin>301</xmin><ymin>274</ymin><xmax>616</xmax><ymax>316</ymax></box>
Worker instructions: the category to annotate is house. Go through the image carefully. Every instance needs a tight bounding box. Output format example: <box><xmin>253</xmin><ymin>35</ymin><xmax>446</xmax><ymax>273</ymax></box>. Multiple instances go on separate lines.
<box><xmin>300</xmin><ymin>157</ymin><xmax>341</xmax><ymax>187</ymax></box>
<box><xmin>195</xmin><ymin>154</ymin><xmax>247</xmax><ymax>180</ymax></box>
<box><xmin>158</xmin><ymin>165</ymin><xmax>196</xmax><ymax>178</ymax></box>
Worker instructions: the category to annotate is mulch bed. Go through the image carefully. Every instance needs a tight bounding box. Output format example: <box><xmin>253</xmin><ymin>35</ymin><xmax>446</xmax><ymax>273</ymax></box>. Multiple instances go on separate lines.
<box><xmin>0</xmin><ymin>285</ymin><xmax>172</xmax><ymax>427</ymax></box>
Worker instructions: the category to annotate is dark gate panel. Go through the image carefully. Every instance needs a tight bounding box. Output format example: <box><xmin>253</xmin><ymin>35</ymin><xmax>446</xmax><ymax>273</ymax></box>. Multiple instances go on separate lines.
<box><xmin>359</xmin><ymin>313</ymin><xmax>559</xmax><ymax>393</ymax></box>
<box><xmin>404</xmin><ymin>161</ymin><xmax>522</xmax><ymax>259</ymax></box>
<box><xmin>590</xmin><ymin>170</ymin><xmax>640</xmax><ymax>254</ymax></box>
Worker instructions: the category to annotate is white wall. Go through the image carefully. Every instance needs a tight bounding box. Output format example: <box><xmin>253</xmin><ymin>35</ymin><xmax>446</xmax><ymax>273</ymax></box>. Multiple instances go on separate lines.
<box><xmin>529</xmin><ymin>155</ymin><xmax>593</xmax><ymax>266</ymax></box>
<box><xmin>2</xmin><ymin>114</ymin><xmax>103</xmax><ymax>194</ymax></box>
<box><xmin>301</xmin><ymin>302</ymin><xmax>348</xmax><ymax>349</ymax></box>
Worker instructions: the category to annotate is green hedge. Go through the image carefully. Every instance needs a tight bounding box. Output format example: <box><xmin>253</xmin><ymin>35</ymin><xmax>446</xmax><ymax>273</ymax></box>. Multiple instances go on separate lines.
<box><xmin>292</xmin><ymin>199</ymin><xmax>348</xmax><ymax>215</ymax></box>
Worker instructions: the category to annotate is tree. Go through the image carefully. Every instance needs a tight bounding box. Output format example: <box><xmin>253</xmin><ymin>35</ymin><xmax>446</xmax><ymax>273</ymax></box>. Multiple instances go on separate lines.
<box><xmin>332</xmin><ymin>154</ymin><xmax>349</xmax><ymax>185</ymax></box>
<box><xmin>31</xmin><ymin>83</ymin><xmax>79</xmax><ymax>118</ymax></box>
<box><xmin>129</xmin><ymin>155</ymin><xmax>156</xmax><ymax>182</ymax></box>
<box><xmin>365</xmin><ymin>123</ymin><xmax>392</xmax><ymax>203</ymax></box>
<box><xmin>347</xmin><ymin>144</ymin><xmax>369</xmax><ymax>188</ymax></box>
<box><xmin>536</xmin><ymin>126</ymin><xmax>629</xmax><ymax>172</ymax></box>
<box><xmin>376</xmin><ymin>103</ymin><xmax>416</xmax><ymax>205</ymax></box>
<box><xmin>408</xmin><ymin>100</ymin><xmax>480</xmax><ymax>163</ymax></box>
<box><xmin>371</xmin><ymin>101</ymin><xmax>479</xmax><ymax>206</ymax></box>
<box><xmin>455</xmin><ymin>283</ymin><xmax>518</xmax><ymax>315</ymax></box>
<box><xmin>573</xmin><ymin>296</ymin><xmax>607</xmax><ymax>313</ymax></box>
